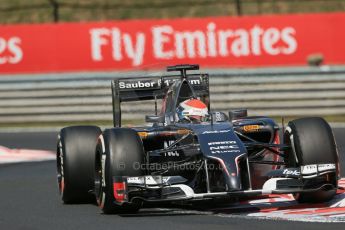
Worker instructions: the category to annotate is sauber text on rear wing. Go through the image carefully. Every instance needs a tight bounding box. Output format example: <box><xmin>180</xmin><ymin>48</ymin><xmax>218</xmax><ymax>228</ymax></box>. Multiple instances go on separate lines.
<box><xmin>111</xmin><ymin>74</ymin><xmax>209</xmax><ymax>127</ymax></box>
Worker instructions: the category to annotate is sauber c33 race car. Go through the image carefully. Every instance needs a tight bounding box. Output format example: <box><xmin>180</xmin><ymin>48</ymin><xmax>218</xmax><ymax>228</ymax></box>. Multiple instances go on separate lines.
<box><xmin>57</xmin><ymin>64</ymin><xmax>340</xmax><ymax>214</ymax></box>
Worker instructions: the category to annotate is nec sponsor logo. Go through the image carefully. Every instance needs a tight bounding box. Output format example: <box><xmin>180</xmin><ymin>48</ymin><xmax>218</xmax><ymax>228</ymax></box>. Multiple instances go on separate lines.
<box><xmin>209</xmin><ymin>145</ymin><xmax>239</xmax><ymax>150</ymax></box>
<box><xmin>208</xmin><ymin>140</ymin><xmax>240</xmax><ymax>154</ymax></box>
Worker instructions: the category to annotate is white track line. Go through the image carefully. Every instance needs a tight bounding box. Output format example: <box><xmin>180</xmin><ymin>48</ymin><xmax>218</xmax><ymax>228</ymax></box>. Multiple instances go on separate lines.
<box><xmin>0</xmin><ymin>146</ymin><xmax>55</xmax><ymax>164</ymax></box>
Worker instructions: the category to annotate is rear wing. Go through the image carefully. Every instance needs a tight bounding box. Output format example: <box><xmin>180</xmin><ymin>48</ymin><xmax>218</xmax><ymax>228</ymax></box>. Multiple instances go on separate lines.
<box><xmin>111</xmin><ymin>73</ymin><xmax>209</xmax><ymax>127</ymax></box>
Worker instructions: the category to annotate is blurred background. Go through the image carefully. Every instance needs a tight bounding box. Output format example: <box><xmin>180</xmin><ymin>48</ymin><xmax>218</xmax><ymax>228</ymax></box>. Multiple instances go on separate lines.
<box><xmin>1</xmin><ymin>0</ymin><xmax>345</xmax><ymax>23</ymax></box>
<box><xmin>0</xmin><ymin>0</ymin><xmax>345</xmax><ymax>129</ymax></box>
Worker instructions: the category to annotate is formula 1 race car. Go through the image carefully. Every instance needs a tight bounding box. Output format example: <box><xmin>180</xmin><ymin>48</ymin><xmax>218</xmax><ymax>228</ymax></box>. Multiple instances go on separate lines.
<box><xmin>57</xmin><ymin>64</ymin><xmax>340</xmax><ymax>214</ymax></box>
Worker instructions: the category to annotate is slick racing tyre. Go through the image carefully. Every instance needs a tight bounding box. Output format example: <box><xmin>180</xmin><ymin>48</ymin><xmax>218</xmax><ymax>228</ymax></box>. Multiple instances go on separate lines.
<box><xmin>57</xmin><ymin>126</ymin><xmax>102</xmax><ymax>203</ymax></box>
<box><xmin>284</xmin><ymin>117</ymin><xmax>339</xmax><ymax>203</ymax></box>
<box><xmin>95</xmin><ymin>128</ymin><xmax>146</xmax><ymax>214</ymax></box>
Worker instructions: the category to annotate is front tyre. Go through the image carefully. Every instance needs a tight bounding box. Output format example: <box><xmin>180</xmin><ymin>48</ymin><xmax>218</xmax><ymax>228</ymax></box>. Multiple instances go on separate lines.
<box><xmin>57</xmin><ymin>126</ymin><xmax>102</xmax><ymax>203</ymax></box>
<box><xmin>95</xmin><ymin>128</ymin><xmax>146</xmax><ymax>214</ymax></box>
<box><xmin>284</xmin><ymin>117</ymin><xmax>339</xmax><ymax>203</ymax></box>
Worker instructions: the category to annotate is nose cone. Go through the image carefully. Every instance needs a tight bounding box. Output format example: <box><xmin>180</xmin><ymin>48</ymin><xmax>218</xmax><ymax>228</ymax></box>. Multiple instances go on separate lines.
<box><xmin>221</xmin><ymin>156</ymin><xmax>248</xmax><ymax>191</ymax></box>
<box><xmin>226</xmin><ymin>174</ymin><xmax>242</xmax><ymax>191</ymax></box>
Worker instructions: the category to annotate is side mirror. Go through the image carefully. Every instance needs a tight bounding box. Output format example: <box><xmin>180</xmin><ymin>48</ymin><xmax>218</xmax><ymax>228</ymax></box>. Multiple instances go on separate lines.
<box><xmin>229</xmin><ymin>109</ymin><xmax>248</xmax><ymax>121</ymax></box>
<box><xmin>145</xmin><ymin>115</ymin><xmax>164</xmax><ymax>123</ymax></box>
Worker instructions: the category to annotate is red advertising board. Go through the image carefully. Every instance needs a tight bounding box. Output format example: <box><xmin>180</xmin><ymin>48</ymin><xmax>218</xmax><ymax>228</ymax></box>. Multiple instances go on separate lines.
<box><xmin>1</xmin><ymin>12</ymin><xmax>345</xmax><ymax>74</ymax></box>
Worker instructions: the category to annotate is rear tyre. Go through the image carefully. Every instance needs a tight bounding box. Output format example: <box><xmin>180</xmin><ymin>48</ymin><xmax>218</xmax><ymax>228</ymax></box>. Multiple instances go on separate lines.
<box><xmin>284</xmin><ymin>117</ymin><xmax>339</xmax><ymax>203</ymax></box>
<box><xmin>95</xmin><ymin>128</ymin><xmax>146</xmax><ymax>214</ymax></box>
<box><xmin>57</xmin><ymin>126</ymin><xmax>101</xmax><ymax>203</ymax></box>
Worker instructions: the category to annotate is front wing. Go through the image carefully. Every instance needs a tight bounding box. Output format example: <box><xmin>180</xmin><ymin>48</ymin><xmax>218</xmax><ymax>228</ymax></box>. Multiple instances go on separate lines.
<box><xmin>111</xmin><ymin>163</ymin><xmax>337</xmax><ymax>204</ymax></box>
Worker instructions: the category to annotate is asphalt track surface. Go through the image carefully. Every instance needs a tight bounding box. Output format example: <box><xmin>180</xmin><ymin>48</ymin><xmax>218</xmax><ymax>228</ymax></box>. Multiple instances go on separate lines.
<box><xmin>0</xmin><ymin>129</ymin><xmax>345</xmax><ymax>230</ymax></box>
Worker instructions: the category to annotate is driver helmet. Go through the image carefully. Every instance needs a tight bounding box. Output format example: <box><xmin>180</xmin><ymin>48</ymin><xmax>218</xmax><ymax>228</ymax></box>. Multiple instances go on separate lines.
<box><xmin>176</xmin><ymin>98</ymin><xmax>208</xmax><ymax>123</ymax></box>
